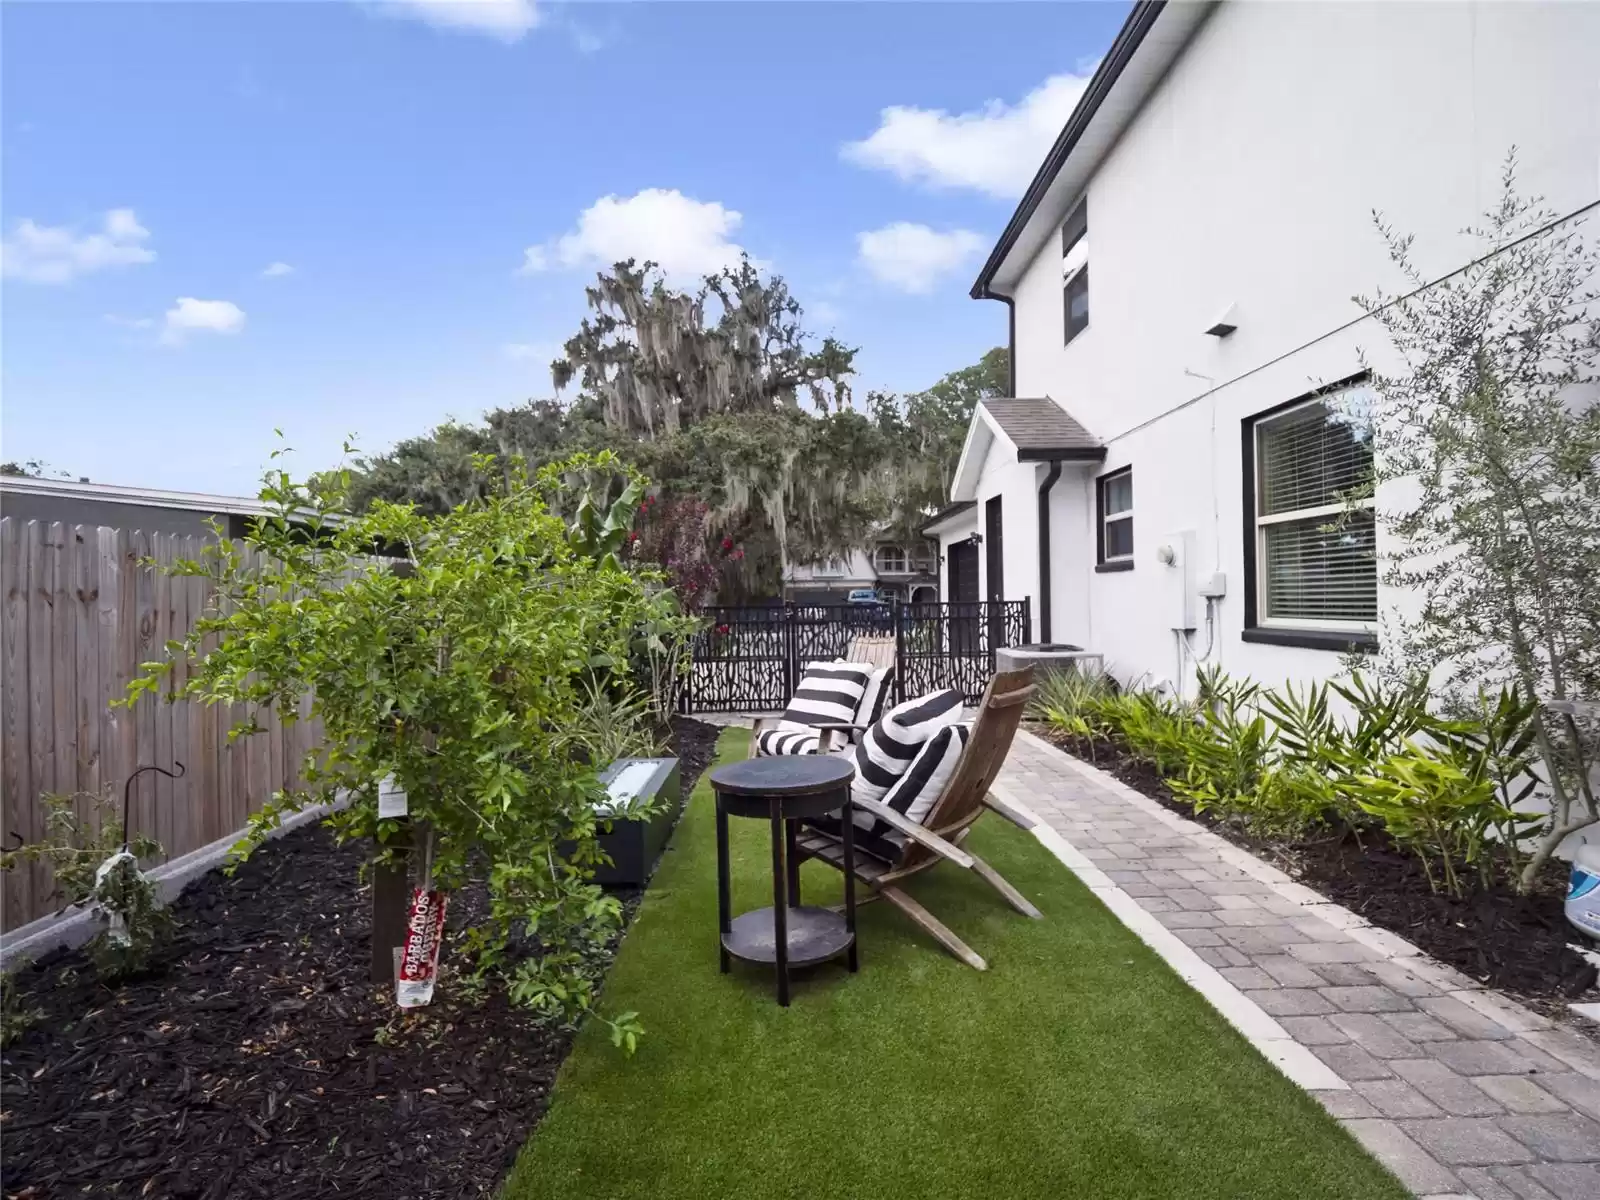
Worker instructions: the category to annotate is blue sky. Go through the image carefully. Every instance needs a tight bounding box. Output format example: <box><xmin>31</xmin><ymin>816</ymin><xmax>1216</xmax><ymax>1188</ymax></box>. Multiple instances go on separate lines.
<box><xmin>2</xmin><ymin>0</ymin><xmax>1127</xmax><ymax>494</ymax></box>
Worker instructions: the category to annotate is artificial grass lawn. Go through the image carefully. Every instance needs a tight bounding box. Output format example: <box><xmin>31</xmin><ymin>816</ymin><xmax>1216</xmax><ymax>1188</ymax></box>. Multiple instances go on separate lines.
<box><xmin>504</xmin><ymin>729</ymin><xmax>1405</xmax><ymax>1200</ymax></box>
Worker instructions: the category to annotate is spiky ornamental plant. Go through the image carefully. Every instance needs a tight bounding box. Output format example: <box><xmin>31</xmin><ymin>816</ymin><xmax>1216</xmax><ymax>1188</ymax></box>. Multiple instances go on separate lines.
<box><xmin>1350</xmin><ymin>153</ymin><xmax>1600</xmax><ymax>890</ymax></box>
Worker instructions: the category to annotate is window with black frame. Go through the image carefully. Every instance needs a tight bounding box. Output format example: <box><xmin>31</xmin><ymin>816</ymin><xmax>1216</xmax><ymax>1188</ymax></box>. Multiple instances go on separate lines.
<box><xmin>1249</xmin><ymin>384</ymin><xmax>1376</xmax><ymax>635</ymax></box>
<box><xmin>1096</xmin><ymin>467</ymin><xmax>1133</xmax><ymax>570</ymax></box>
<box><xmin>1062</xmin><ymin>201</ymin><xmax>1088</xmax><ymax>345</ymax></box>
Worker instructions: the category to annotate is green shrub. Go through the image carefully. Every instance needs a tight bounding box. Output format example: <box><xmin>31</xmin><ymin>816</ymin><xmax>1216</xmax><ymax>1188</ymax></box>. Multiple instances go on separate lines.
<box><xmin>1028</xmin><ymin>669</ymin><xmax>1118</xmax><ymax>757</ymax></box>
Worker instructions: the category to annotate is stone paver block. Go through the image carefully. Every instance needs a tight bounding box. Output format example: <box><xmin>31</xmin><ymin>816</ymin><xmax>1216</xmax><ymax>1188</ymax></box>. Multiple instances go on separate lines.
<box><xmin>1244</xmin><ymin>987</ymin><xmax>1337</xmax><ymax>1017</ymax></box>
<box><xmin>1176</xmin><ymin>867</ymin><xmax>1217</xmax><ymax>883</ymax></box>
<box><xmin>1520</xmin><ymin>1031</ymin><xmax>1600</xmax><ymax>1083</ymax></box>
<box><xmin>1287</xmin><ymin>941</ymin><xmax>1383</xmax><ymax>965</ymax></box>
<box><xmin>1212</xmin><ymin>893</ymin><xmax>1267</xmax><ymax>910</ymax></box>
<box><xmin>1402</xmin><ymin>1117</ymin><xmax>1537</xmax><ymax>1166</ymax></box>
<box><xmin>1316</xmin><ymin>962</ymin><xmax>1380</xmax><ymax>987</ymax></box>
<box><xmin>1217</xmin><ymin>965</ymin><xmax>1278</xmax><ymax>990</ymax></box>
<box><xmin>1150</xmin><ymin>856</ymin><xmax>1196</xmax><ymax>870</ymax></box>
<box><xmin>1106</xmin><ymin>869</ymin><xmax>1147</xmax><ymax>884</ymax></box>
<box><xmin>1292</xmin><ymin>917</ymin><xmax>1351</xmax><ymax>944</ymax></box>
<box><xmin>1193</xmin><ymin>945</ymin><xmax>1249</xmax><ymax>968</ymax></box>
<box><xmin>1254</xmin><ymin>954</ymin><xmax>1327</xmax><ymax>988</ymax></box>
<box><xmin>1497</xmin><ymin>1113</ymin><xmax>1600</xmax><ymax>1162</ymax></box>
<box><xmin>1382</xmin><ymin>1012</ymin><xmax>1463</xmax><ymax>1043</ymax></box>
<box><xmin>1167</xmin><ymin>887</ymin><xmax>1220</xmax><ymax>911</ymax></box>
<box><xmin>1329</xmin><ymin>1013</ymin><xmax>1426</xmax><ymax>1060</ymax></box>
<box><xmin>1455</xmin><ymin>1165</ymin><xmax>1555</xmax><ymax>1200</ymax></box>
<box><xmin>1392</xmin><ymin>1059</ymin><xmax>1506</xmax><ymax>1117</ymax></box>
<box><xmin>1539</xmin><ymin>1073</ymin><xmax>1600</xmax><ymax>1123</ymax></box>
<box><xmin>1343</xmin><ymin>1119</ymin><xmax>1461</xmax><ymax>1194</ymax></box>
<box><xmin>1361</xmin><ymin>959</ymin><xmax>1446</xmax><ymax>998</ymax></box>
<box><xmin>1161</xmin><ymin>909</ymin><xmax>1221</xmax><ymax>928</ymax></box>
<box><xmin>1311</xmin><ymin>1042</ymin><xmax>1397</xmax><ymax>1081</ymax></box>
<box><xmin>1419</xmin><ymin>995</ymin><xmax>1519</xmax><ymax>1041</ymax></box>
<box><xmin>1355</xmin><ymin>1079</ymin><xmax>1447</xmax><ymax>1118</ymax></box>
<box><xmin>1312</xmin><ymin>1088</ymin><xmax>1380</xmax><ymax>1119</ymax></box>
<box><xmin>1430</xmin><ymin>1039</ymin><xmax>1565</xmax><ymax>1078</ymax></box>
<box><xmin>1216</xmin><ymin>908</ymin><xmax>1283</xmax><ymax>928</ymax></box>
<box><xmin>1474</xmin><ymin>1075</ymin><xmax>1571</xmax><ymax>1116</ymax></box>
<box><xmin>1527</xmin><ymin>1161</ymin><xmax>1600</xmax><ymax>1199</ymax></box>
<box><xmin>1121</xmin><ymin>882</ymin><xmax>1167</xmax><ymax>900</ymax></box>
<box><xmin>1219</xmin><ymin>926</ymin><xmax>1304</xmax><ymax>953</ymax></box>
<box><xmin>1322</xmin><ymin>985</ymin><xmax>1416</xmax><ymax>1014</ymax></box>
<box><xmin>1278</xmin><ymin>1015</ymin><xmax>1352</xmax><ymax>1046</ymax></box>
<box><xmin>1171</xmin><ymin>927</ymin><xmax>1226</xmax><ymax>947</ymax></box>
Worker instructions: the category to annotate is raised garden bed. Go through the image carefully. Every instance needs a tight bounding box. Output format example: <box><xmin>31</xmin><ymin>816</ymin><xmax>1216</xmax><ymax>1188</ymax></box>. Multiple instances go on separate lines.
<box><xmin>1</xmin><ymin>717</ymin><xmax>719</xmax><ymax>1200</ymax></box>
<box><xmin>1028</xmin><ymin>722</ymin><xmax>1599</xmax><ymax>1025</ymax></box>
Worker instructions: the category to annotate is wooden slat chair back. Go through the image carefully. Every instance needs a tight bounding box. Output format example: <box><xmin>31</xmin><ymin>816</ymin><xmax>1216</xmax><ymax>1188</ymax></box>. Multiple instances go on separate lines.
<box><xmin>790</xmin><ymin>664</ymin><xmax>1041</xmax><ymax>970</ymax></box>
<box><xmin>844</xmin><ymin>634</ymin><xmax>896</xmax><ymax>671</ymax></box>
<box><xmin>893</xmin><ymin>666</ymin><xmax>1033</xmax><ymax>876</ymax></box>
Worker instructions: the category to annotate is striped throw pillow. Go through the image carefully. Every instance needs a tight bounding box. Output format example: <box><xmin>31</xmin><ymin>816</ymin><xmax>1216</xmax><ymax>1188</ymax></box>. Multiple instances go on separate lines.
<box><xmin>851</xmin><ymin>687</ymin><xmax>964</xmax><ymax>806</ymax></box>
<box><xmin>878</xmin><ymin>723</ymin><xmax>971</xmax><ymax>839</ymax></box>
<box><xmin>780</xmin><ymin>661</ymin><xmax>875</xmax><ymax>732</ymax></box>
<box><xmin>755</xmin><ymin>728</ymin><xmax>821</xmax><ymax>757</ymax></box>
<box><xmin>850</xmin><ymin>663</ymin><xmax>892</xmax><ymax>743</ymax></box>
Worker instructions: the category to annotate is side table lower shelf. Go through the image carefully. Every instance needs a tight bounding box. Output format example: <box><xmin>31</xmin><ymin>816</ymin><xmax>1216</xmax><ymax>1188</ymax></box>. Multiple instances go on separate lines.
<box><xmin>722</xmin><ymin>905</ymin><xmax>855</xmax><ymax>969</ymax></box>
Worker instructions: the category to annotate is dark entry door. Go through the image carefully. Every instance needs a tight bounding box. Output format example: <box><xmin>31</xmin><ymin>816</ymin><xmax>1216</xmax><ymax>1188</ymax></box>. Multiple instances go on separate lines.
<box><xmin>984</xmin><ymin>496</ymin><xmax>1004</xmax><ymax>600</ymax></box>
<box><xmin>948</xmin><ymin>541</ymin><xmax>978</xmax><ymax>603</ymax></box>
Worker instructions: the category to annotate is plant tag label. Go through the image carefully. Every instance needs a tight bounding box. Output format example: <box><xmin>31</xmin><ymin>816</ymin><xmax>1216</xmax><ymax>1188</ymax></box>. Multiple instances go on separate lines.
<box><xmin>378</xmin><ymin>775</ymin><xmax>408</xmax><ymax>819</ymax></box>
<box><xmin>396</xmin><ymin>887</ymin><xmax>448</xmax><ymax>1008</ymax></box>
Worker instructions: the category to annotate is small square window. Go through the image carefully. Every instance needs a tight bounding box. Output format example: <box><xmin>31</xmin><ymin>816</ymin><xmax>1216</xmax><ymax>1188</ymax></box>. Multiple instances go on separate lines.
<box><xmin>1096</xmin><ymin>467</ymin><xmax>1132</xmax><ymax>567</ymax></box>
<box><xmin>1061</xmin><ymin>201</ymin><xmax>1089</xmax><ymax>346</ymax></box>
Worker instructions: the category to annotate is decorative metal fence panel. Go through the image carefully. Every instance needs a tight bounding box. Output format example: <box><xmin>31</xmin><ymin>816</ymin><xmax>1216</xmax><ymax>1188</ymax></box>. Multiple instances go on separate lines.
<box><xmin>681</xmin><ymin>599</ymin><xmax>1030</xmax><ymax>713</ymax></box>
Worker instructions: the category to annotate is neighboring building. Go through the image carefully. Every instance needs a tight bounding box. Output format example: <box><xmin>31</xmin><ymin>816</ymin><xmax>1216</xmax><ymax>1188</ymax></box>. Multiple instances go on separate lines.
<box><xmin>785</xmin><ymin>540</ymin><xmax>938</xmax><ymax>606</ymax></box>
<box><xmin>1</xmin><ymin>474</ymin><xmax>291</xmax><ymax>539</ymax></box>
<box><xmin>939</xmin><ymin>0</ymin><xmax>1599</xmax><ymax>695</ymax></box>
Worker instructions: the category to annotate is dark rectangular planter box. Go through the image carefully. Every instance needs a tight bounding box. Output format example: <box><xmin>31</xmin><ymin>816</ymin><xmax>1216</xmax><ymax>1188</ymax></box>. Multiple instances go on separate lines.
<box><xmin>590</xmin><ymin>757</ymin><xmax>681</xmax><ymax>886</ymax></box>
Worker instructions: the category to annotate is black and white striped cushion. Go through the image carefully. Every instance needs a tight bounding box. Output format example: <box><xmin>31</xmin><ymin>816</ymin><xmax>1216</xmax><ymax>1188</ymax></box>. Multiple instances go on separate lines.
<box><xmin>879</xmin><ymin>723</ymin><xmax>971</xmax><ymax>837</ymax></box>
<box><xmin>851</xmin><ymin>664</ymin><xmax>892</xmax><ymax>742</ymax></box>
<box><xmin>780</xmin><ymin>661</ymin><xmax>874</xmax><ymax>731</ymax></box>
<box><xmin>756</xmin><ymin>728</ymin><xmax>821</xmax><ymax>757</ymax></box>
<box><xmin>851</xmin><ymin>687</ymin><xmax>964</xmax><ymax>805</ymax></box>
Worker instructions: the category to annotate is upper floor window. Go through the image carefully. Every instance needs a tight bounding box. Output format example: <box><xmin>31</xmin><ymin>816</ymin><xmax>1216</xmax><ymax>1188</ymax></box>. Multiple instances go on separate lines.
<box><xmin>1096</xmin><ymin>467</ymin><xmax>1133</xmax><ymax>569</ymax></box>
<box><xmin>815</xmin><ymin>558</ymin><xmax>847</xmax><ymax>577</ymax></box>
<box><xmin>874</xmin><ymin>545</ymin><xmax>907</xmax><ymax>574</ymax></box>
<box><xmin>1248</xmin><ymin>384</ymin><xmax>1376</xmax><ymax>636</ymax></box>
<box><xmin>1062</xmin><ymin>200</ymin><xmax>1089</xmax><ymax>346</ymax></box>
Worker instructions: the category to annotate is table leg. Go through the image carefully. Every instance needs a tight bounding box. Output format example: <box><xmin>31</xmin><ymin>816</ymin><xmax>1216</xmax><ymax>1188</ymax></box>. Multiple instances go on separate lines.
<box><xmin>771</xmin><ymin>808</ymin><xmax>790</xmax><ymax>1007</ymax></box>
<box><xmin>784</xmin><ymin>817</ymin><xmax>801</xmax><ymax>907</ymax></box>
<box><xmin>716</xmin><ymin>794</ymin><xmax>731</xmax><ymax>974</ymax></box>
<box><xmin>841</xmin><ymin>795</ymin><xmax>858</xmax><ymax>973</ymax></box>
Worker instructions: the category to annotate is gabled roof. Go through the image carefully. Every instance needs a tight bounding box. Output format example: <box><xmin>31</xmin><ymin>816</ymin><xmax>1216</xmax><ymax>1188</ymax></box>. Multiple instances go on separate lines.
<box><xmin>949</xmin><ymin>399</ymin><xmax>1105</xmax><ymax>501</ymax></box>
<box><xmin>918</xmin><ymin>500</ymin><xmax>976</xmax><ymax>537</ymax></box>
<box><xmin>971</xmin><ymin>1</ymin><xmax>1216</xmax><ymax>299</ymax></box>
<box><xmin>980</xmin><ymin>398</ymin><xmax>1103</xmax><ymax>462</ymax></box>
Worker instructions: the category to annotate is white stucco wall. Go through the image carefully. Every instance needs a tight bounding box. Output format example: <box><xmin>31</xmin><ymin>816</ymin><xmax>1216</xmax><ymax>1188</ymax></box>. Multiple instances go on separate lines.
<box><xmin>1002</xmin><ymin>0</ymin><xmax>1600</xmax><ymax>694</ymax></box>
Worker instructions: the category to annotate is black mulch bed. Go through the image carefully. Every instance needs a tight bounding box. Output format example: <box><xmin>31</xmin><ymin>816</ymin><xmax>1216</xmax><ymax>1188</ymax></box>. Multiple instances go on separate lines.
<box><xmin>2</xmin><ymin>717</ymin><xmax>722</xmax><ymax>1200</ymax></box>
<box><xmin>1029</xmin><ymin>722</ymin><xmax>1599</xmax><ymax>1026</ymax></box>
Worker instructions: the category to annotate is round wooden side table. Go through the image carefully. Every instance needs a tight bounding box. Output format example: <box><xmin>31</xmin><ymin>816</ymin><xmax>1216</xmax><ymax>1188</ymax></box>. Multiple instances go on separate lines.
<box><xmin>708</xmin><ymin>754</ymin><xmax>858</xmax><ymax>1007</ymax></box>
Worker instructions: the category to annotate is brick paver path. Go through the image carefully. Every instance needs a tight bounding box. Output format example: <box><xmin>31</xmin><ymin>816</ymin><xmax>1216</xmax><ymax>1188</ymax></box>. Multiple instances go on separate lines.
<box><xmin>996</xmin><ymin>729</ymin><xmax>1600</xmax><ymax>1200</ymax></box>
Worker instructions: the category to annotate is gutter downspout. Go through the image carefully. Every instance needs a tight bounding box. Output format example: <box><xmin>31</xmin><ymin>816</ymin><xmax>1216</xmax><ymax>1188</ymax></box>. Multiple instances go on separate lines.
<box><xmin>1037</xmin><ymin>459</ymin><xmax>1062</xmax><ymax>644</ymax></box>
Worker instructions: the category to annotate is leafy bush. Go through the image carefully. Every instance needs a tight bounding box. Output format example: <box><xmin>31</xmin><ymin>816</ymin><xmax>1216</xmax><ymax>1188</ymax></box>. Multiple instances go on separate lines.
<box><xmin>1030</xmin><ymin>663</ymin><xmax>1544</xmax><ymax>895</ymax></box>
<box><xmin>0</xmin><ymin>790</ymin><xmax>168</xmax><ymax>979</ymax></box>
<box><xmin>130</xmin><ymin>448</ymin><xmax>696</xmax><ymax>1041</ymax></box>
<box><xmin>1027</xmin><ymin>669</ymin><xmax>1118</xmax><ymax>757</ymax></box>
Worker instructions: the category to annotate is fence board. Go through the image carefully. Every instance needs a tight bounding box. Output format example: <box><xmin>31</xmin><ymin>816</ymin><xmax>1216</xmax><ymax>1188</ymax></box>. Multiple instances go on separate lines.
<box><xmin>0</xmin><ymin>520</ymin><xmax>326</xmax><ymax>932</ymax></box>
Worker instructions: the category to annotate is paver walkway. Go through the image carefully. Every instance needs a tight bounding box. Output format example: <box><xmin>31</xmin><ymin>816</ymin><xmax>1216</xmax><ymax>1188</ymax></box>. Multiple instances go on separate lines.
<box><xmin>994</xmin><ymin>729</ymin><xmax>1600</xmax><ymax>1200</ymax></box>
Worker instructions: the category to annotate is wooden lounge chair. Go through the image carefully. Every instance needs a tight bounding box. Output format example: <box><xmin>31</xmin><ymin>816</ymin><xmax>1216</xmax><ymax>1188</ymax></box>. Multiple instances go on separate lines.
<box><xmin>793</xmin><ymin>666</ymin><xmax>1040</xmax><ymax>970</ymax></box>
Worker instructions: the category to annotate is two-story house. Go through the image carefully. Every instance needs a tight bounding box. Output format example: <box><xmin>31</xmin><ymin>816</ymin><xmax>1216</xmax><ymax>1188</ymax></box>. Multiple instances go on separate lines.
<box><xmin>785</xmin><ymin>540</ymin><xmax>939</xmax><ymax>606</ymax></box>
<box><xmin>932</xmin><ymin>0</ymin><xmax>1599</xmax><ymax>696</ymax></box>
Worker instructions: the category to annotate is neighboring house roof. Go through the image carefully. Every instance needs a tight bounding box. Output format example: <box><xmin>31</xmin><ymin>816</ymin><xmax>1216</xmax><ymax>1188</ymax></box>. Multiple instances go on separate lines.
<box><xmin>980</xmin><ymin>398</ymin><xmax>1103</xmax><ymax>462</ymax></box>
<box><xmin>970</xmin><ymin>0</ymin><xmax>1216</xmax><ymax>299</ymax></box>
<box><xmin>919</xmin><ymin>501</ymin><xmax>976</xmax><ymax>536</ymax></box>
<box><xmin>0</xmin><ymin>474</ymin><xmax>276</xmax><ymax>517</ymax></box>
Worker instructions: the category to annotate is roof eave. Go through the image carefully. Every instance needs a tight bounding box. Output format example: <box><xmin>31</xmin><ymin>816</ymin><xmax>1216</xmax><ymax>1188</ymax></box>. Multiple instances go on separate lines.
<box><xmin>1015</xmin><ymin>447</ymin><xmax>1107</xmax><ymax>463</ymax></box>
<box><xmin>970</xmin><ymin>0</ymin><xmax>1171</xmax><ymax>301</ymax></box>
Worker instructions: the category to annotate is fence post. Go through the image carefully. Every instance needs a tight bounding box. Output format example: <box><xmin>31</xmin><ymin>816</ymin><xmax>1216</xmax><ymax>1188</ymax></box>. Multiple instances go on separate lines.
<box><xmin>783</xmin><ymin>603</ymin><xmax>796</xmax><ymax>703</ymax></box>
<box><xmin>892</xmin><ymin>597</ymin><xmax>905</xmax><ymax>705</ymax></box>
<box><xmin>1022</xmin><ymin>596</ymin><xmax>1032</xmax><ymax>646</ymax></box>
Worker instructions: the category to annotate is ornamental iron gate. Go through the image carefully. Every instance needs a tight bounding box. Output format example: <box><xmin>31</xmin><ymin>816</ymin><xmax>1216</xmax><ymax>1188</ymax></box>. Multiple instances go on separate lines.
<box><xmin>681</xmin><ymin>599</ymin><xmax>1031</xmax><ymax>713</ymax></box>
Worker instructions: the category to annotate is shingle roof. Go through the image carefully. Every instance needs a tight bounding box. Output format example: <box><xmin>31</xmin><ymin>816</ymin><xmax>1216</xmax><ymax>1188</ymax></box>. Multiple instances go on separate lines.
<box><xmin>918</xmin><ymin>500</ymin><xmax>976</xmax><ymax>536</ymax></box>
<box><xmin>981</xmin><ymin>398</ymin><xmax>1104</xmax><ymax>461</ymax></box>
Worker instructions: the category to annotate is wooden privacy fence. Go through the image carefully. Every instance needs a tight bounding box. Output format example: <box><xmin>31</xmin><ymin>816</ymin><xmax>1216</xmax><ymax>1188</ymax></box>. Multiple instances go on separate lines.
<box><xmin>1</xmin><ymin>518</ymin><xmax>322</xmax><ymax>933</ymax></box>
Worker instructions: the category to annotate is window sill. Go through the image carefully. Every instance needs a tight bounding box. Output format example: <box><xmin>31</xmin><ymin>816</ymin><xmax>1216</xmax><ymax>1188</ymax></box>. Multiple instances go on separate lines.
<box><xmin>1242</xmin><ymin>627</ymin><xmax>1377</xmax><ymax>654</ymax></box>
<box><xmin>1094</xmin><ymin>561</ymin><xmax>1134</xmax><ymax>573</ymax></box>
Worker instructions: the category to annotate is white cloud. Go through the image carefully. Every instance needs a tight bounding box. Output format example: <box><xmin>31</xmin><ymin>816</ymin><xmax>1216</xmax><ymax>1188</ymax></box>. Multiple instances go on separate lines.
<box><xmin>377</xmin><ymin>0</ymin><xmax>540</xmax><ymax>42</ymax></box>
<box><xmin>856</xmin><ymin>223</ymin><xmax>984</xmax><ymax>294</ymax></box>
<box><xmin>1</xmin><ymin>208</ymin><xmax>155</xmax><ymax>284</ymax></box>
<box><xmin>261</xmin><ymin>261</ymin><xmax>295</xmax><ymax>278</ymax></box>
<box><xmin>519</xmin><ymin>188</ymin><xmax>751</xmax><ymax>283</ymax></box>
<box><xmin>161</xmin><ymin>298</ymin><xmax>246</xmax><ymax>345</ymax></box>
<box><xmin>842</xmin><ymin>70</ymin><xmax>1095</xmax><ymax>200</ymax></box>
